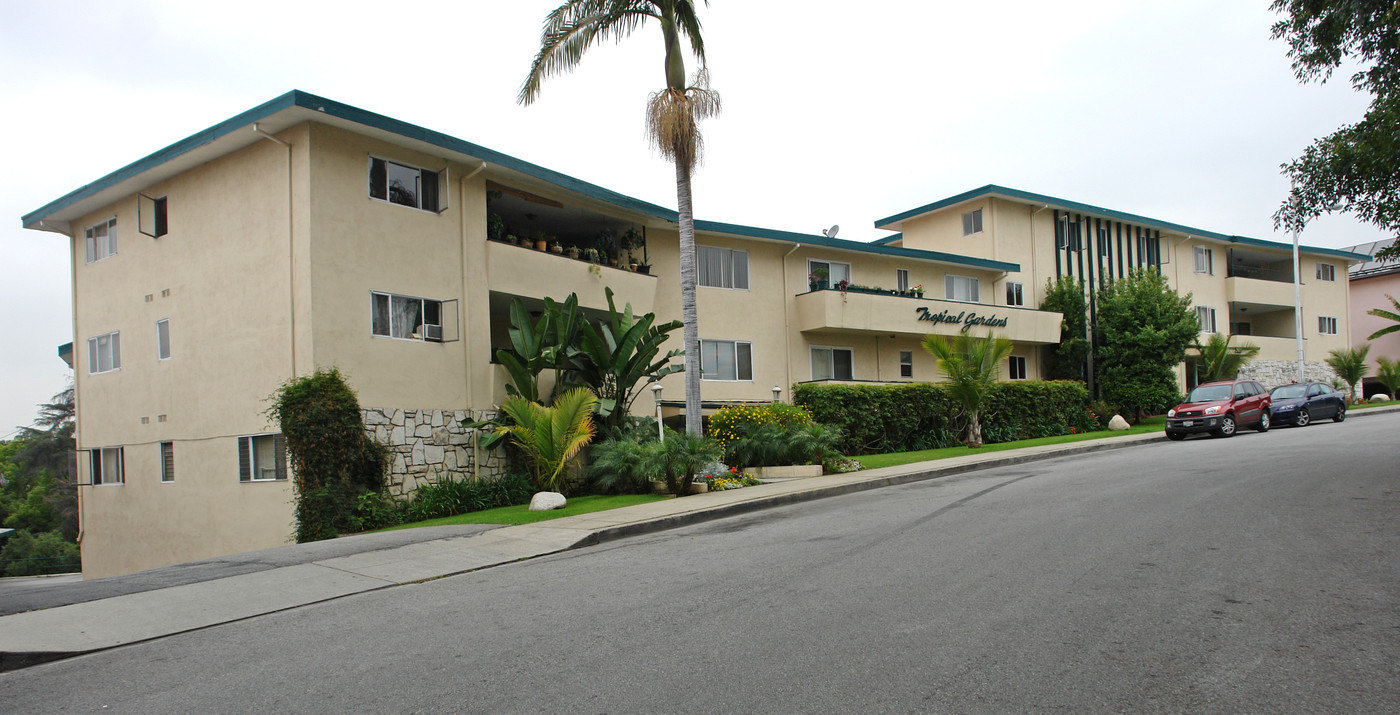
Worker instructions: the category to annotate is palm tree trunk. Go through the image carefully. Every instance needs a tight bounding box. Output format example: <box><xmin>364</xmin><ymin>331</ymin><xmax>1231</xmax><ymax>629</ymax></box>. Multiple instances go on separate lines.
<box><xmin>676</xmin><ymin>160</ymin><xmax>703</xmax><ymax>436</ymax></box>
<box><xmin>967</xmin><ymin>411</ymin><xmax>983</xmax><ymax>448</ymax></box>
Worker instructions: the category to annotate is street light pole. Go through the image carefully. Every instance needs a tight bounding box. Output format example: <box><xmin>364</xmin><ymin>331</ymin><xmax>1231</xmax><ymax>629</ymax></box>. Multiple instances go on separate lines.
<box><xmin>1292</xmin><ymin>224</ymin><xmax>1305</xmax><ymax>383</ymax></box>
<box><xmin>651</xmin><ymin>383</ymin><xmax>665</xmax><ymax>442</ymax></box>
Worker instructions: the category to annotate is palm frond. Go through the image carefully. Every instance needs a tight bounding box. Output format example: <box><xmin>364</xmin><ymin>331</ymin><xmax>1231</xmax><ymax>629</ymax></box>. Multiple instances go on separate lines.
<box><xmin>1365</xmin><ymin>293</ymin><xmax>1400</xmax><ymax>340</ymax></box>
<box><xmin>519</xmin><ymin>1</ymin><xmax>659</xmax><ymax>105</ymax></box>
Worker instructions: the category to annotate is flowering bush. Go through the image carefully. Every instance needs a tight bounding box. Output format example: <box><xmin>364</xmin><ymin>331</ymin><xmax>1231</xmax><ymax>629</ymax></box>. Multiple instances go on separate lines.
<box><xmin>705</xmin><ymin>467</ymin><xmax>762</xmax><ymax>491</ymax></box>
<box><xmin>707</xmin><ymin>403</ymin><xmax>842</xmax><ymax>469</ymax></box>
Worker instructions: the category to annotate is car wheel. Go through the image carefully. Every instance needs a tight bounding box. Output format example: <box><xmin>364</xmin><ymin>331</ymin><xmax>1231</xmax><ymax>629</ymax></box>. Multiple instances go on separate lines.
<box><xmin>1296</xmin><ymin>408</ymin><xmax>1310</xmax><ymax>427</ymax></box>
<box><xmin>1214</xmin><ymin>414</ymin><xmax>1237</xmax><ymax>438</ymax></box>
<box><xmin>1333</xmin><ymin>404</ymin><xmax>1346</xmax><ymax>422</ymax></box>
<box><xmin>1166</xmin><ymin>432</ymin><xmax>1185</xmax><ymax>441</ymax></box>
<box><xmin>1256</xmin><ymin>411</ymin><xmax>1270</xmax><ymax>433</ymax></box>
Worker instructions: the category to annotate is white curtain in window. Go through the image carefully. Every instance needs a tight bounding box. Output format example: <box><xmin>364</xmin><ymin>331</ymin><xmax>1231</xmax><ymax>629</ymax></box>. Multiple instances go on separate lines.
<box><xmin>391</xmin><ymin>295</ymin><xmax>422</xmax><ymax>338</ymax></box>
<box><xmin>812</xmin><ymin>348</ymin><xmax>833</xmax><ymax>381</ymax></box>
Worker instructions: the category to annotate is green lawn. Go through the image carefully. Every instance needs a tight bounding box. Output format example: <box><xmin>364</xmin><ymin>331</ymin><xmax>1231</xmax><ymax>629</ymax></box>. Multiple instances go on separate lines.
<box><xmin>855</xmin><ymin>417</ymin><xmax>1167</xmax><ymax>471</ymax></box>
<box><xmin>378</xmin><ymin>493</ymin><xmax>670</xmax><ymax>531</ymax></box>
<box><xmin>1352</xmin><ymin>399</ymin><xmax>1399</xmax><ymax>411</ymax></box>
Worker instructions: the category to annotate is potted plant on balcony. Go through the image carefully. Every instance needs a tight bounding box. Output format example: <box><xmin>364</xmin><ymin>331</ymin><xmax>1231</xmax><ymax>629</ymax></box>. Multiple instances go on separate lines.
<box><xmin>619</xmin><ymin>227</ymin><xmax>644</xmax><ymax>265</ymax></box>
<box><xmin>637</xmin><ymin>260</ymin><xmax>652</xmax><ymax>275</ymax></box>
<box><xmin>913</xmin><ymin>284</ymin><xmax>924</xmax><ymax>298</ymax></box>
<box><xmin>487</xmin><ymin>213</ymin><xmax>506</xmax><ymax>242</ymax></box>
<box><xmin>549</xmin><ymin>241</ymin><xmax>564</xmax><ymax>255</ymax></box>
<box><xmin>584</xmin><ymin>247</ymin><xmax>600</xmax><ymax>264</ymax></box>
<box><xmin>505</xmin><ymin>233</ymin><xmax>520</xmax><ymax>246</ymax></box>
<box><xmin>809</xmin><ymin>267</ymin><xmax>829</xmax><ymax>291</ymax></box>
<box><xmin>533</xmin><ymin>231</ymin><xmax>549</xmax><ymax>251</ymax></box>
<box><xmin>565</xmin><ymin>244</ymin><xmax>581</xmax><ymax>259</ymax></box>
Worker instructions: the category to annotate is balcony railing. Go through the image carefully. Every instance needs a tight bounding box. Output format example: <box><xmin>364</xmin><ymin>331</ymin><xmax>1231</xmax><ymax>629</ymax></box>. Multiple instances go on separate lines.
<box><xmin>486</xmin><ymin>239</ymin><xmax>657</xmax><ymax>314</ymax></box>
<box><xmin>1227</xmin><ymin>264</ymin><xmax>1294</xmax><ymax>283</ymax></box>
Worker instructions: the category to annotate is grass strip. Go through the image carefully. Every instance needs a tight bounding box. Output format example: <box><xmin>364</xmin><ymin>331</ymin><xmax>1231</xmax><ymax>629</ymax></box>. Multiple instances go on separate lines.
<box><xmin>855</xmin><ymin>417</ymin><xmax>1166</xmax><ymax>470</ymax></box>
<box><xmin>380</xmin><ymin>493</ymin><xmax>670</xmax><ymax>531</ymax></box>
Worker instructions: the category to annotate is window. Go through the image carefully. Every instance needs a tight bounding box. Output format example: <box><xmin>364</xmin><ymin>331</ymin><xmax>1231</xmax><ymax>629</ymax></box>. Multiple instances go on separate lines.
<box><xmin>1231</xmin><ymin>322</ymin><xmax>1252</xmax><ymax>336</ymax></box>
<box><xmin>368</xmin><ymin>157</ymin><xmax>445</xmax><ymax>212</ymax></box>
<box><xmin>87</xmin><ymin>331</ymin><xmax>121</xmax><ymax>374</ymax></box>
<box><xmin>372</xmin><ymin>292</ymin><xmax>446</xmax><ymax>341</ymax></box>
<box><xmin>962</xmin><ymin>209</ymin><xmax>983</xmax><ymax>236</ymax></box>
<box><xmin>160</xmin><ymin>442</ymin><xmax>174</xmax><ymax>483</ymax></box>
<box><xmin>84</xmin><ymin>218</ymin><xmax>117</xmax><ymax>263</ymax></box>
<box><xmin>1009</xmin><ymin>355</ymin><xmax>1028</xmax><ymax>380</ymax></box>
<box><xmin>90</xmin><ymin>447</ymin><xmax>124</xmax><ymax>485</ymax></box>
<box><xmin>156</xmin><ymin>319</ymin><xmax>171</xmax><ymax>360</ymax></box>
<box><xmin>899</xmin><ymin>350</ymin><xmax>913</xmax><ymax>378</ymax></box>
<box><xmin>1318</xmin><ymin>316</ymin><xmax>1338</xmax><ymax>335</ymax></box>
<box><xmin>1193</xmin><ymin>246</ymin><xmax>1213</xmax><ymax>275</ymax></box>
<box><xmin>699</xmin><ymin>339</ymin><xmax>753</xmax><ymax>381</ymax></box>
<box><xmin>1097</xmin><ymin>227</ymin><xmax>1110</xmax><ymax>255</ymax></box>
<box><xmin>806</xmin><ymin>259</ymin><xmax>850</xmax><ymax>286</ymax></box>
<box><xmin>138</xmin><ymin>194</ymin><xmax>168</xmax><ymax>238</ymax></box>
<box><xmin>698</xmin><ymin>246</ymin><xmax>750</xmax><ymax>289</ymax></box>
<box><xmin>1316</xmin><ymin>263</ymin><xmax>1336</xmax><ymax>282</ymax></box>
<box><xmin>945</xmin><ymin>275</ymin><xmax>980</xmax><ymax>303</ymax></box>
<box><xmin>1196</xmin><ymin>306</ymin><xmax>1217</xmax><ymax>333</ymax></box>
<box><xmin>238</xmin><ymin>434</ymin><xmax>286</xmax><ymax>482</ymax></box>
<box><xmin>811</xmin><ymin>346</ymin><xmax>854</xmax><ymax>381</ymax></box>
<box><xmin>896</xmin><ymin>269</ymin><xmax>910</xmax><ymax>292</ymax></box>
<box><xmin>1005</xmin><ymin>281</ymin><xmax>1024</xmax><ymax>307</ymax></box>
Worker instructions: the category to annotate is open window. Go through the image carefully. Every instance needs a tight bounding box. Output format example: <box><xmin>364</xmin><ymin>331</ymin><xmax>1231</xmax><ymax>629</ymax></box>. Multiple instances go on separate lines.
<box><xmin>138</xmin><ymin>194</ymin><xmax>168</xmax><ymax>237</ymax></box>
<box><xmin>371</xmin><ymin>291</ymin><xmax>459</xmax><ymax>342</ymax></box>
<box><xmin>369</xmin><ymin>157</ymin><xmax>448</xmax><ymax>213</ymax></box>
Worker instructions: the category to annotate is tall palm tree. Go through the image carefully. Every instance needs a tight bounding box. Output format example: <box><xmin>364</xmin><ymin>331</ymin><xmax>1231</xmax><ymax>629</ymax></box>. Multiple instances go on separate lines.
<box><xmin>922</xmin><ymin>331</ymin><xmax>1014</xmax><ymax>448</ymax></box>
<box><xmin>1192</xmin><ymin>333</ymin><xmax>1261</xmax><ymax>382</ymax></box>
<box><xmin>1366</xmin><ymin>293</ymin><xmax>1400</xmax><ymax>340</ymax></box>
<box><xmin>520</xmin><ymin>1</ymin><xmax>720</xmax><ymax>437</ymax></box>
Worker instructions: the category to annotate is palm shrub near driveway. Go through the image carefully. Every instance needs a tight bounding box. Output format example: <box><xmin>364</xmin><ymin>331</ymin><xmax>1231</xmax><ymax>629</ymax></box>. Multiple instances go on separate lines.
<box><xmin>1192</xmin><ymin>333</ymin><xmax>1261</xmax><ymax>382</ymax></box>
<box><xmin>1325</xmin><ymin>345</ymin><xmax>1371</xmax><ymax>403</ymax></box>
<box><xmin>922</xmin><ymin>331</ymin><xmax>1014</xmax><ymax>448</ymax></box>
<box><xmin>1375</xmin><ymin>357</ymin><xmax>1400</xmax><ymax>398</ymax></box>
<box><xmin>267</xmin><ymin>369</ymin><xmax>390</xmax><ymax>542</ymax></box>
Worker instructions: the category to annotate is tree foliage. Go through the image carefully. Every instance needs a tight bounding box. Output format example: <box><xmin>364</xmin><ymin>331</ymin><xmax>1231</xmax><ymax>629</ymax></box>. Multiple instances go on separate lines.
<box><xmin>1374</xmin><ymin>356</ymin><xmax>1400</xmax><ymax>398</ymax></box>
<box><xmin>1192</xmin><ymin>333</ymin><xmax>1262</xmax><ymax>383</ymax></box>
<box><xmin>1270</xmin><ymin>0</ymin><xmax>1400</xmax><ymax>259</ymax></box>
<box><xmin>1094</xmin><ymin>270</ymin><xmax>1199</xmax><ymax>421</ymax></box>
<box><xmin>267</xmin><ymin>369</ymin><xmax>388</xmax><ymax>542</ymax></box>
<box><xmin>1366</xmin><ymin>293</ymin><xmax>1400</xmax><ymax>340</ymax></box>
<box><xmin>1038</xmin><ymin>276</ymin><xmax>1089</xmax><ymax>381</ymax></box>
<box><xmin>0</xmin><ymin>385</ymin><xmax>79</xmax><ymax>574</ymax></box>
<box><xmin>498</xmin><ymin>387</ymin><xmax>598</xmax><ymax>493</ymax></box>
<box><xmin>921</xmin><ymin>331</ymin><xmax>1015</xmax><ymax>447</ymax></box>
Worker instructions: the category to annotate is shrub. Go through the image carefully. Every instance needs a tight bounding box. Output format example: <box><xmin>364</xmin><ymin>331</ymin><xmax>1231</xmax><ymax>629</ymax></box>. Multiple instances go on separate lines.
<box><xmin>708</xmin><ymin>403</ymin><xmax>843</xmax><ymax>468</ymax></box>
<box><xmin>586</xmin><ymin>437</ymin><xmax>660</xmax><ymax>494</ymax></box>
<box><xmin>403</xmin><ymin>472</ymin><xmax>534</xmax><ymax>522</ymax></box>
<box><xmin>267</xmin><ymin>369</ymin><xmax>389</xmax><ymax>543</ymax></box>
<box><xmin>1088</xmin><ymin>400</ymin><xmax>1118</xmax><ymax>429</ymax></box>
<box><xmin>795</xmin><ymin>380</ymin><xmax>1091</xmax><ymax>454</ymax></box>
<box><xmin>0</xmin><ymin>530</ymin><xmax>80</xmax><ymax>576</ymax></box>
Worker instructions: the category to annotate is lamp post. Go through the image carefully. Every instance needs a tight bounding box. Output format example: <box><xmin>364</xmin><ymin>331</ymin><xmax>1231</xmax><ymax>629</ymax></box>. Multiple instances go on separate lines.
<box><xmin>1291</xmin><ymin>202</ymin><xmax>1343</xmax><ymax>383</ymax></box>
<box><xmin>651</xmin><ymin>383</ymin><xmax>665</xmax><ymax>442</ymax></box>
<box><xmin>772</xmin><ymin>385</ymin><xmax>782</xmax><ymax>403</ymax></box>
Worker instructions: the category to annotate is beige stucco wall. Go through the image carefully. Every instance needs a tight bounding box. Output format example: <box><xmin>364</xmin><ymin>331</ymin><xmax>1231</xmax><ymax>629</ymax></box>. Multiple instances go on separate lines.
<box><xmin>71</xmin><ymin>126</ymin><xmax>308</xmax><ymax>578</ymax></box>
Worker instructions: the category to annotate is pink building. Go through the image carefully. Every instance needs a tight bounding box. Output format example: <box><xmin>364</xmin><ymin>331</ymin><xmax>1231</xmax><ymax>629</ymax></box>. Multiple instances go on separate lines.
<box><xmin>1347</xmin><ymin>238</ymin><xmax>1400</xmax><ymax>398</ymax></box>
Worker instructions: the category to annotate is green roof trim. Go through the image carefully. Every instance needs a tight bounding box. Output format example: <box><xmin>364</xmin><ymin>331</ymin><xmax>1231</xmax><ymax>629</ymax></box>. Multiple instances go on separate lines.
<box><xmin>24</xmin><ymin>90</ymin><xmax>679</xmax><ymax>229</ymax></box>
<box><xmin>874</xmin><ymin>184</ymin><xmax>1372</xmax><ymax>262</ymax></box>
<box><xmin>871</xmin><ymin>232</ymin><xmax>902</xmax><ymax>246</ymax></box>
<box><xmin>695</xmin><ymin>220</ymin><xmax>1020</xmax><ymax>272</ymax></box>
<box><xmin>58</xmin><ymin>342</ymin><xmax>72</xmax><ymax>357</ymax></box>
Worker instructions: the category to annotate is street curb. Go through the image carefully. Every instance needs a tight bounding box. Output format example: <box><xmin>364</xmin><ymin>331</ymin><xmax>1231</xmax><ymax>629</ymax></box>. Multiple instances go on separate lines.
<box><xmin>575</xmin><ymin>432</ymin><xmax>1165</xmax><ymax>548</ymax></box>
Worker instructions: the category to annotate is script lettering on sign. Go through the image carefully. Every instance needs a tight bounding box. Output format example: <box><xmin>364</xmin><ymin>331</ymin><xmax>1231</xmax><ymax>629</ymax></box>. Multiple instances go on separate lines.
<box><xmin>915</xmin><ymin>306</ymin><xmax>1009</xmax><ymax>332</ymax></box>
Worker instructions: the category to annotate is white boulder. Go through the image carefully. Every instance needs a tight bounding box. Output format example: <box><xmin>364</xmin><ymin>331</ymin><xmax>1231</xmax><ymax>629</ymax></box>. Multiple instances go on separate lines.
<box><xmin>528</xmin><ymin>492</ymin><xmax>567</xmax><ymax>511</ymax></box>
<box><xmin>1108</xmin><ymin>415</ymin><xmax>1131</xmax><ymax>431</ymax></box>
<box><xmin>1370</xmin><ymin>393</ymin><xmax>1392</xmax><ymax>403</ymax></box>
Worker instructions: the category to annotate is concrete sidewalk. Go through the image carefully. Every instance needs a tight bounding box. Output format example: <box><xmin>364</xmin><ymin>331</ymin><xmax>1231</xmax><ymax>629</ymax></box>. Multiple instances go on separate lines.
<box><xmin>3</xmin><ymin>406</ymin><xmax>1394</xmax><ymax>672</ymax></box>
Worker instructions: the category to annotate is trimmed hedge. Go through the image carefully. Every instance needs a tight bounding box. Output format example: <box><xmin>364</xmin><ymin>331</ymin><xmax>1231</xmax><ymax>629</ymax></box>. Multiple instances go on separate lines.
<box><xmin>793</xmin><ymin>380</ymin><xmax>1094</xmax><ymax>454</ymax></box>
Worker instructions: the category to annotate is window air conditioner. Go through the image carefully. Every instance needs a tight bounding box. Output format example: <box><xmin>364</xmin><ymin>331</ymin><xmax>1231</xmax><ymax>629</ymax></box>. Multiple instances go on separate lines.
<box><xmin>423</xmin><ymin>324</ymin><xmax>443</xmax><ymax>342</ymax></box>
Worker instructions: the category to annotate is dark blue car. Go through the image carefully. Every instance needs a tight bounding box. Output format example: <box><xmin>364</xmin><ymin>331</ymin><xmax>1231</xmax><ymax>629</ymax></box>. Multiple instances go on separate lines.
<box><xmin>1269</xmin><ymin>382</ymin><xmax>1347</xmax><ymax>427</ymax></box>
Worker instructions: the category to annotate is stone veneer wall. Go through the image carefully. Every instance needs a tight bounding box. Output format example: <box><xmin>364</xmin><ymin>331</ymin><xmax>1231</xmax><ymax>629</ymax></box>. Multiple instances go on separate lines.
<box><xmin>1237</xmin><ymin>360</ymin><xmax>1341</xmax><ymax>390</ymax></box>
<box><xmin>361</xmin><ymin>408</ymin><xmax>506</xmax><ymax>498</ymax></box>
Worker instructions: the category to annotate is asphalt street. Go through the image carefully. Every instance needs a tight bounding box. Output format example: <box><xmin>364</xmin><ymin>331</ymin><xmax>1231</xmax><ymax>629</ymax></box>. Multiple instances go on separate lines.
<box><xmin>2</xmin><ymin>413</ymin><xmax>1396</xmax><ymax>713</ymax></box>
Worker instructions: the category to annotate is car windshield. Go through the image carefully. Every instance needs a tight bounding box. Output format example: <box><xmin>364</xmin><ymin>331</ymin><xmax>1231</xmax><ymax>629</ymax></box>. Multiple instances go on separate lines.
<box><xmin>1271</xmin><ymin>384</ymin><xmax>1307</xmax><ymax>400</ymax></box>
<box><xmin>1186</xmin><ymin>385</ymin><xmax>1234</xmax><ymax>403</ymax></box>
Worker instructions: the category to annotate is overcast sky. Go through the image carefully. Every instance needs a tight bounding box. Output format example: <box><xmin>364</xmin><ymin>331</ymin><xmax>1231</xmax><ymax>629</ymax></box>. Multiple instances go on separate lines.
<box><xmin>1</xmin><ymin>0</ymin><xmax>1389</xmax><ymax>435</ymax></box>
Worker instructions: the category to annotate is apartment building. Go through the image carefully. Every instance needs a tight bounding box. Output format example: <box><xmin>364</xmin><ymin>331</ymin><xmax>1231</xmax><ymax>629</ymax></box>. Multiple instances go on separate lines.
<box><xmin>24</xmin><ymin>92</ymin><xmax>1066</xmax><ymax>577</ymax></box>
<box><xmin>874</xmin><ymin>186</ymin><xmax>1367</xmax><ymax>387</ymax></box>
<box><xmin>1346</xmin><ymin>239</ymin><xmax>1400</xmax><ymax>398</ymax></box>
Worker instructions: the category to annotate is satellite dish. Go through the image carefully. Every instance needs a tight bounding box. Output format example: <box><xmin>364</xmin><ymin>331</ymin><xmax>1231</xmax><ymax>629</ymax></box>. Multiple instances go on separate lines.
<box><xmin>822</xmin><ymin>225</ymin><xmax>839</xmax><ymax>238</ymax></box>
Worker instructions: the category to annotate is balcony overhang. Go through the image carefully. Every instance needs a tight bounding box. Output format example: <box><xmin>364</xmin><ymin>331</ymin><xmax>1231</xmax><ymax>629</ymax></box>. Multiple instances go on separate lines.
<box><xmin>1225</xmin><ymin>275</ymin><xmax>1297</xmax><ymax>311</ymax></box>
<box><xmin>487</xmin><ymin>240</ymin><xmax>656</xmax><ymax>315</ymax></box>
<box><xmin>794</xmin><ymin>290</ymin><xmax>1062</xmax><ymax>344</ymax></box>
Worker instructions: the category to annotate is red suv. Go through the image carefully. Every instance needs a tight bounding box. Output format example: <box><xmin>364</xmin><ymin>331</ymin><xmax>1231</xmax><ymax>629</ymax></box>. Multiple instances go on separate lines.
<box><xmin>1165</xmin><ymin>379</ymin><xmax>1271</xmax><ymax>440</ymax></box>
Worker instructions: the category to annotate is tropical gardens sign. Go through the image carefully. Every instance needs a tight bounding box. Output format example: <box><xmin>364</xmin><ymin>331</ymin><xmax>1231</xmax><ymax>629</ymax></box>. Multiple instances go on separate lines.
<box><xmin>915</xmin><ymin>306</ymin><xmax>1010</xmax><ymax>332</ymax></box>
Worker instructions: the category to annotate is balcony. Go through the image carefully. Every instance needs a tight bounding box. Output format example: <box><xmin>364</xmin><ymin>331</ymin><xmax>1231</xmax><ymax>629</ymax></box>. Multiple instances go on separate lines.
<box><xmin>1225</xmin><ymin>275</ymin><xmax>1297</xmax><ymax>310</ymax></box>
<box><xmin>794</xmin><ymin>289</ymin><xmax>1062</xmax><ymax>344</ymax></box>
<box><xmin>1246</xmin><ymin>335</ymin><xmax>1303</xmax><ymax>362</ymax></box>
<box><xmin>487</xmin><ymin>239</ymin><xmax>657</xmax><ymax>314</ymax></box>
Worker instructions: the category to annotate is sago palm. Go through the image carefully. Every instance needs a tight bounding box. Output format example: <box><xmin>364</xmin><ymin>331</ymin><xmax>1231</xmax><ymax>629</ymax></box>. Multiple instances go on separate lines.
<box><xmin>922</xmin><ymin>331</ymin><xmax>1014</xmax><ymax>448</ymax></box>
<box><xmin>1192</xmin><ymin>333</ymin><xmax>1261</xmax><ymax>382</ymax></box>
<box><xmin>520</xmin><ymin>0</ymin><xmax>720</xmax><ymax>437</ymax></box>
<box><xmin>1366</xmin><ymin>294</ymin><xmax>1400</xmax><ymax>340</ymax></box>
<box><xmin>1325</xmin><ymin>345</ymin><xmax>1371</xmax><ymax>404</ymax></box>
<box><xmin>1374</xmin><ymin>356</ymin><xmax>1400</xmax><ymax>399</ymax></box>
<box><xmin>498</xmin><ymin>387</ymin><xmax>598</xmax><ymax>492</ymax></box>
